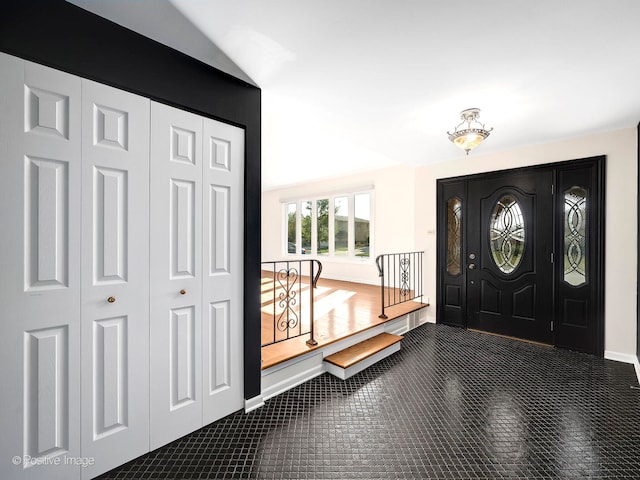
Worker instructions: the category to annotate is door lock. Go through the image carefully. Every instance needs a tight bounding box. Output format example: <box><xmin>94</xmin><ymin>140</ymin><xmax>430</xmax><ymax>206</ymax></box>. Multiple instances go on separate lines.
<box><xmin>468</xmin><ymin>263</ymin><xmax>476</xmax><ymax>270</ymax></box>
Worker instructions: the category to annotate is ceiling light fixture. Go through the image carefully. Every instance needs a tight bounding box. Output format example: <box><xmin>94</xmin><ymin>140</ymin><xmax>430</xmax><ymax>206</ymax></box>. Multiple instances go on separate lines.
<box><xmin>447</xmin><ymin>108</ymin><xmax>493</xmax><ymax>155</ymax></box>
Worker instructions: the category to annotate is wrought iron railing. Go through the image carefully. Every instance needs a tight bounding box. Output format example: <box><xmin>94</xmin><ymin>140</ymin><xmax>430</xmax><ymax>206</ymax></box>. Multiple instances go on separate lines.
<box><xmin>376</xmin><ymin>251</ymin><xmax>424</xmax><ymax>319</ymax></box>
<box><xmin>261</xmin><ymin>259</ymin><xmax>323</xmax><ymax>347</ymax></box>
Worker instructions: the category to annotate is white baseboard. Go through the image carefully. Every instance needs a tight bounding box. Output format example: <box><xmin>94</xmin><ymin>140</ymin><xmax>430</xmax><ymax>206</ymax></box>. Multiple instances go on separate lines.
<box><xmin>244</xmin><ymin>395</ymin><xmax>264</xmax><ymax>413</ymax></box>
<box><xmin>604</xmin><ymin>350</ymin><xmax>640</xmax><ymax>386</ymax></box>
<box><xmin>604</xmin><ymin>350</ymin><xmax>637</xmax><ymax>364</ymax></box>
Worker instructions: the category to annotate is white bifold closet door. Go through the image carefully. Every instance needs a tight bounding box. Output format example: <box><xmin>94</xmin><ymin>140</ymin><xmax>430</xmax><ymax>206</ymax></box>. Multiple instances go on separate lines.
<box><xmin>149</xmin><ymin>104</ymin><xmax>204</xmax><ymax>449</ymax></box>
<box><xmin>0</xmin><ymin>53</ymin><xmax>244</xmax><ymax>479</ymax></box>
<box><xmin>201</xmin><ymin>118</ymin><xmax>244</xmax><ymax>426</ymax></box>
<box><xmin>149</xmin><ymin>102</ymin><xmax>243</xmax><ymax>450</ymax></box>
<box><xmin>0</xmin><ymin>54</ymin><xmax>152</xmax><ymax>480</ymax></box>
<box><xmin>0</xmin><ymin>53</ymin><xmax>83</xmax><ymax>480</ymax></box>
<box><xmin>79</xmin><ymin>79</ymin><xmax>150</xmax><ymax>479</ymax></box>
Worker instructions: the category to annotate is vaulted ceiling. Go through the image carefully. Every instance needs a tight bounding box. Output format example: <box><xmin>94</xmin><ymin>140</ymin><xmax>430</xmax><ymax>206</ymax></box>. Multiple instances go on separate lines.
<box><xmin>71</xmin><ymin>0</ymin><xmax>640</xmax><ymax>189</ymax></box>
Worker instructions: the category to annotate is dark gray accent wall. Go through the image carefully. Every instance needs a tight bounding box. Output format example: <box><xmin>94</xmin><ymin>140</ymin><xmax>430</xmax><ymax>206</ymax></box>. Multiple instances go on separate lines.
<box><xmin>67</xmin><ymin>0</ymin><xmax>256</xmax><ymax>86</ymax></box>
<box><xmin>1</xmin><ymin>0</ymin><xmax>262</xmax><ymax>401</ymax></box>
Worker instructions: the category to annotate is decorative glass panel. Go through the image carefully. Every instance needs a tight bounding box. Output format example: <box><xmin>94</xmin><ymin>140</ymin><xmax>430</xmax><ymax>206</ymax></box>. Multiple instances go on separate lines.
<box><xmin>446</xmin><ymin>197</ymin><xmax>462</xmax><ymax>276</ymax></box>
<box><xmin>490</xmin><ymin>195</ymin><xmax>525</xmax><ymax>274</ymax></box>
<box><xmin>354</xmin><ymin>193</ymin><xmax>370</xmax><ymax>257</ymax></box>
<box><xmin>316</xmin><ymin>199</ymin><xmax>329</xmax><ymax>255</ymax></box>
<box><xmin>564</xmin><ymin>187</ymin><xmax>587</xmax><ymax>286</ymax></box>
<box><xmin>334</xmin><ymin>196</ymin><xmax>349</xmax><ymax>256</ymax></box>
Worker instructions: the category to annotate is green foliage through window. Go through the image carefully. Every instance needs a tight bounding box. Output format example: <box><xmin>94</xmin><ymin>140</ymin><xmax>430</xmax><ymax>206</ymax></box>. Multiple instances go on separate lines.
<box><xmin>285</xmin><ymin>193</ymin><xmax>371</xmax><ymax>259</ymax></box>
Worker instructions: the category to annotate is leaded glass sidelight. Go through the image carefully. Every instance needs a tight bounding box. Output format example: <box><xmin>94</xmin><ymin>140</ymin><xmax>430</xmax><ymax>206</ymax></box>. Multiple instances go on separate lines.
<box><xmin>490</xmin><ymin>195</ymin><xmax>525</xmax><ymax>274</ymax></box>
<box><xmin>564</xmin><ymin>187</ymin><xmax>587</xmax><ymax>286</ymax></box>
<box><xmin>446</xmin><ymin>197</ymin><xmax>462</xmax><ymax>276</ymax></box>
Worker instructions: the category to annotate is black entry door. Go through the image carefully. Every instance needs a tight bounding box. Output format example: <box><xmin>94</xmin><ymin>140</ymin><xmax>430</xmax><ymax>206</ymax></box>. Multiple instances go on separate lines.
<box><xmin>466</xmin><ymin>171</ymin><xmax>554</xmax><ymax>343</ymax></box>
<box><xmin>437</xmin><ymin>156</ymin><xmax>605</xmax><ymax>355</ymax></box>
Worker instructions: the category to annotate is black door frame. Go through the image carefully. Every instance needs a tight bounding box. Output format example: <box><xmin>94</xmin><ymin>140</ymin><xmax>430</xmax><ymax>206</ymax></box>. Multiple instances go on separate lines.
<box><xmin>436</xmin><ymin>156</ymin><xmax>605</xmax><ymax>356</ymax></box>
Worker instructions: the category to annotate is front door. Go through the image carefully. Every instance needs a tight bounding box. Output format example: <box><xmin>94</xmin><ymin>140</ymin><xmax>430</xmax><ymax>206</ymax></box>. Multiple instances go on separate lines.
<box><xmin>437</xmin><ymin>157</ymin><xmax>605</xmax><ymax>355</ymax></box>
<box><xmin>466</xmin><ymin>170</ymin><xmax>553</xmax><ymax>343</ymax></box>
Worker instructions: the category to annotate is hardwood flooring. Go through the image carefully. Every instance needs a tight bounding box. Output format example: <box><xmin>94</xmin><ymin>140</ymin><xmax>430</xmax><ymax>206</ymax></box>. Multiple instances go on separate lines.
<box><xmin>261</xmin><ymin>273</ymin><xmax>427</xmax><ymax>369</ymax></box>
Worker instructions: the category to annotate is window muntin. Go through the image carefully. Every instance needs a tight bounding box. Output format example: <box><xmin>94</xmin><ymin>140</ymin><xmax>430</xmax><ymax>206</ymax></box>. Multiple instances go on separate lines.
<box><xmin>285</xmin><ymin>191</ymin><xmax>372</xmax><ymax>259</ymax></box>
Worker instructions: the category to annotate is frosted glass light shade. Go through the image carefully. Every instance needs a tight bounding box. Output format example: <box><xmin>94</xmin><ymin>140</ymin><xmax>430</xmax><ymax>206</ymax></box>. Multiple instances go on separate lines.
<box><xmin>447</xmin><ymin>108</ymin><xmax>492</xmax><ymax>155</ymax></box>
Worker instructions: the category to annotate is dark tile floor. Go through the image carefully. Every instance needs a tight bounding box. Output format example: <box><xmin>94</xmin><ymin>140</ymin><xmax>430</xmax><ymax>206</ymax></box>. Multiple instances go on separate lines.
<box><xmin>97</xmin><ymin>324</ymin><xmax>640</xmax><ymax>480</ymax></box>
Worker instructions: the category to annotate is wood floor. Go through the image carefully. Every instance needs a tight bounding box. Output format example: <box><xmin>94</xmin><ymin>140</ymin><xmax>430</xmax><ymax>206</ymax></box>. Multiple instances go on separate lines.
<box><xmin>261</xmin><ymin>274</ymin><xmax>427</xmax><ymax>369</ymax></box>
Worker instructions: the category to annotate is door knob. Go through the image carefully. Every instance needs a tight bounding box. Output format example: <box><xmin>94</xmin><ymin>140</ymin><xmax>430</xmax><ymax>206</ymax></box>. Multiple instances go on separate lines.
<box><xmin>468</xmin><ymin>263</ymin><xmax>476</xmax><ymax>270</ymax></box>
<box><xmin>107</xmin><ymin>296</ymin><xmax>116</xmax><ymax>303</ymax></box>
<box><xmin>180</xmin><ymin>289</ymin><xmax>186</xmax><ymax>295</ymax></box>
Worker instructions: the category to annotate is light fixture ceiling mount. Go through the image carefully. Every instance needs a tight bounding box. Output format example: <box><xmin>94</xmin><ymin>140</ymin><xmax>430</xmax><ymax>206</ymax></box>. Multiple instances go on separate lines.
<box><xmin>447</xmin><ymin>108</ymin><xmax>493</xmax><ymax>155</ymax></box>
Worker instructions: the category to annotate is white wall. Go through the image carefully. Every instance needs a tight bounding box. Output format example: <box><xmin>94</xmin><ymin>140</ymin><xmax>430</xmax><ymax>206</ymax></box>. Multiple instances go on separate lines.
<box><xmin>261</xmin><ymin>164</ymin><xmax>416</xmax><ymax>283</ymax></box>
<box><xmin>414</xmin><ymin>127</ymin><xmax>638</xmax><ymax>357</ymax></box>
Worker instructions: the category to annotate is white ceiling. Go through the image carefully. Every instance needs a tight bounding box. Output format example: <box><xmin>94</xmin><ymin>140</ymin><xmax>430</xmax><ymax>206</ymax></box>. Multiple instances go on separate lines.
<box><xmin>74</xmin><ymin>1</ymin><xmax>640</xmax><ymax>189</ymax></box>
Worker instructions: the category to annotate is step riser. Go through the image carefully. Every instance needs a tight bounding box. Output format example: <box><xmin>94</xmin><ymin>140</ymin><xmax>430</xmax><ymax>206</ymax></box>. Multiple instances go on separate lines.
<box><xmin>325</xmin><ymin>342</ymin><xmax>402</xmax><ymax>380</ymax></box>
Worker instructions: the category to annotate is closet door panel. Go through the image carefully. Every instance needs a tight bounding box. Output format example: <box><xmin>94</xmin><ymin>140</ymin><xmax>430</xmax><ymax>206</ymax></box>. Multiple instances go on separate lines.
<box><xmin>80</xmin><ymin>80</ymin><xmax>150</xmax><ymax>479</ymax></box>
<box><xmin>0</xmin><ymin>54</ymin><xmax>82</xmax><ymax>480</ymax></box>
<box><xmin>150</xmin><ymin>102</ymin><xmax>203</xmax><ymax>450</ymax></box>
<box><xmin>202</xmin><ymin>119</ymin><xmax>244</xmax><ymax>424</ymax></box>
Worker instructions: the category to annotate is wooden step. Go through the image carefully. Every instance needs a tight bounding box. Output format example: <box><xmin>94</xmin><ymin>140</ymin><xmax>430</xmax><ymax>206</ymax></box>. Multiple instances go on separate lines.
<box><xmin>324</xmin><ymin>333</ymin><xmax>403</xmax><ymax>379</ymax></box>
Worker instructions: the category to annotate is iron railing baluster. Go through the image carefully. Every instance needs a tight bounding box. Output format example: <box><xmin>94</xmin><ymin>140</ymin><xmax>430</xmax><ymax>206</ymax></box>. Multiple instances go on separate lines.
<box><xmin>307</xmin><ymin>260</ymin><xmax>318</xmax><ymax>346</ymax></box>
<box><xmin>261</xmin><ymin>259</ymin><xmax>322</xmax><ymax>347</ymax></box>
<box><xmin>272</xmin><ymin>262</ymin><xmax>276</xmax><ymax>344</ymax></box>
<box><xmin>375</xmin><ymin>251</ymin><xmax>425</xmax><ymax>318</ymax></box>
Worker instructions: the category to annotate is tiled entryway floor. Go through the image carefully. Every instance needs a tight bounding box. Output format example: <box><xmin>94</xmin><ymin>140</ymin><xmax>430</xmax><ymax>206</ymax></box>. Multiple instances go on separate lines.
<box><xmin>97</xmin><ymin>324</ymin><xmax>640</xmax><ymax>479</ymax></box>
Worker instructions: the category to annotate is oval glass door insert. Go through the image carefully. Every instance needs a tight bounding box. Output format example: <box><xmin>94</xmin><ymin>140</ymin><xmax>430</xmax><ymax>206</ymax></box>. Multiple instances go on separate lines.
<box><xmin>490</xmin><ymin>195</ymin><xmax>525</xmax><ymax>274</ymax></box>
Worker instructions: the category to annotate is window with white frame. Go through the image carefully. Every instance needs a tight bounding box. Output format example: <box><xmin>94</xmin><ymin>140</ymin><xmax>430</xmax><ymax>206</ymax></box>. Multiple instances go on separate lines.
<box><xmin>285</xmin><ymin>191</ymin><xmax>373</xmax><ymax>259</ymax></box>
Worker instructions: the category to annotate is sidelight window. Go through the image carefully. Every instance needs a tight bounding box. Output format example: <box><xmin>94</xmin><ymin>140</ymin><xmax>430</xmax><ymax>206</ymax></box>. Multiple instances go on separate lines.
<box><xmin>446</xmin><ymin>197</ymin><xmax>462</xmax><ymax>276</ymax></box>
<box><xmin>490</xmin><ymin>195</ymin><xmax>525</xmax><ymax>274</ymax></box>
<box><xmin>563</xmin><ymin>187</ymin><xmax>587</xmax><ymax>286</ymax></box>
